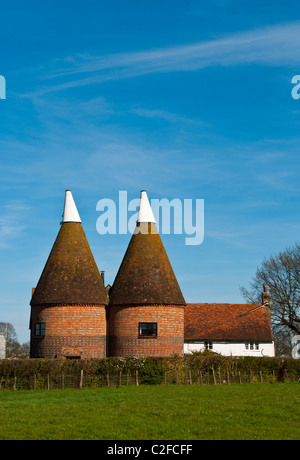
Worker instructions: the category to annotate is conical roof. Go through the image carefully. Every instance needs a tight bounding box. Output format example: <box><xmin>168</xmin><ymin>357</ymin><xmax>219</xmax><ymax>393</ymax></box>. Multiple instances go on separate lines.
<box><xmin>31</xmin><ymin>191</ymin><xmax>107</xmax><ymax>306</ymax></box>
<box><xmin>109</xmin><ymin>191</ymin><xmax>185</xmax><ymax>306</ymax></box>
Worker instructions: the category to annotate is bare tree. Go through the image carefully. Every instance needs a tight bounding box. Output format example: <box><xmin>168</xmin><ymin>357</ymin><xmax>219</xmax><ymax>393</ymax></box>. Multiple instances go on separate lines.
<box><xmin>241</xmin><ymin>243</ymin><xmax>300</xmax><ymax>337</ymax></box>
<box><xmin>0</xmin><ymin>322</ymin><xmax>29</xmax><ymax>358</ymax></box>
<box><xmin>0</xmin><ymin>322</ymin><xmax>18</xmax><ymax>350</ymax></box>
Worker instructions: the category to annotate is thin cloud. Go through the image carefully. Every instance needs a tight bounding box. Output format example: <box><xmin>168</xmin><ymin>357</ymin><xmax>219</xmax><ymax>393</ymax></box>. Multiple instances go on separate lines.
<box><xmin>25</xmin><ymin>20</ymin><xmax>300</xmax><ymax>97</ymax></box>
<box><xmin>130</xmin><ymin>107</ymin><xmax>208</xmax><ymax>127</ymax></box>
<box><xmin>0</xmin><ymin>201</ymin><xmax>29</xmax><ymax>249</ymax></box>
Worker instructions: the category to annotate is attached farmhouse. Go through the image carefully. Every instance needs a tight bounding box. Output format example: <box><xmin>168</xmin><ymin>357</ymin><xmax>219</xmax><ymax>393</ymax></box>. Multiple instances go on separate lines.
<box><xmin>184</xmin><ymin>301</ymin><xmax>275</xmax><ymax>357</ymax></box>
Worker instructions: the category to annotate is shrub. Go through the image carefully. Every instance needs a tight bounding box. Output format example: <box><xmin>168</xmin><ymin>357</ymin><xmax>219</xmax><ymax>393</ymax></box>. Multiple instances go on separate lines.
<box><xmin>0</xmin><ymin>355</ymin><xmax>299</xmax><ymax>389</ymax></box>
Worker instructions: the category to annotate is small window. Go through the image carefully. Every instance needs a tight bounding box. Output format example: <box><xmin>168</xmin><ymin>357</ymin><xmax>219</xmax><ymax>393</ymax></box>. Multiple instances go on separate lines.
<box><xmin>35</xmin><ymin>322</ymin><xmax>45</xmax><ymax>337</ymax></box>
<box><xmin>139</xmin><ymin>322</ymin><xmax>157</xmax><ymax>337</ymax></box>
<box><xmin>245</xmin><ymin>342</ymin><xmax>259</xmax><ymax>350</ymax></box>
<box><xmin>204</xmin><ymin>341</ymin><xmax>213</xmax><ymax>350</ymax></box>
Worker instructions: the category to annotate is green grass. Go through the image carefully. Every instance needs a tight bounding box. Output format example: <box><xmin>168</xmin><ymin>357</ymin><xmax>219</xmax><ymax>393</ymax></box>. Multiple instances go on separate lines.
<box><xmin>0</xmin><ymin>383</ymin><xmax>299</xmax><ymax>440</ymax></box>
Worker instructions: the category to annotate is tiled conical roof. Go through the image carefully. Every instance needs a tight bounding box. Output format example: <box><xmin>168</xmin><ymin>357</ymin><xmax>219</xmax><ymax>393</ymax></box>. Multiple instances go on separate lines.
<box><xmin>31</xmin><ymin>191</ymin><xmax>107</xmax><ymax>306</ymax></box>
<box><xmin>109</xmin><ymin>191</ymin><xmax>185</xmax><ymax>306</ymax></box>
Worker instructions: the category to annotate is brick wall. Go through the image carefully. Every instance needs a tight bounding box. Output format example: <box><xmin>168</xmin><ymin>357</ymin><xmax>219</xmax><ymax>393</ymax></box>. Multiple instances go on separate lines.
<box><xmin>30</xmin><ymin>304</ymin><xmax>107</xmax><ymax>358</ymax></box>
<box><xmin>30</xmin><ymin>303</ymin><xmax>185</xmax><ymax>358</ymax></box>
<box><xmin>109</xmin><ymin>304</ymin><xmax>185</xmax><ymax>357</ymax></box>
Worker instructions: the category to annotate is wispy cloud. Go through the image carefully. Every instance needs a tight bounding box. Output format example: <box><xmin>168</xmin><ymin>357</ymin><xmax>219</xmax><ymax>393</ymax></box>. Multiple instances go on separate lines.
<box><xmin>0</xmin><ymin>201</ymin><xmax>29</xmax><ymax>249</ymax></box>
<box><xmin>130</xmin><ymin>107</ymin><xmax>208</xmax><ymax>127</ymax></box>
<box><xmin>24</xmin><ymin>21</ymin><xmax>300</xmax><ymax>97</ymax></box>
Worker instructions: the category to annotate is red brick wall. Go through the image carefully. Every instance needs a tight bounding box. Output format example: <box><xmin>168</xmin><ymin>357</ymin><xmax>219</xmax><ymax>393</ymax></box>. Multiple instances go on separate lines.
<box><xmin>30</xmin><ymin>303</ymin><xmax>185</xmax><ymax>358</ymax></box>
<box><xmin>30</xmin><ymin>304</ymin><xmax>107</xmax><ymax>358</ymax></box>
<box><xmin>109</xmin><ymin>304</ymin><xmax>185</xmax><ymax>357</ymax></box>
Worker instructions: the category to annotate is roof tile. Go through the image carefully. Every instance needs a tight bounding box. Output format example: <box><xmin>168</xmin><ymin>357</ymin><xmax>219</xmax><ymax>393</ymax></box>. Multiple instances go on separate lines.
<box><xmin>184</xmin><ymin>303</ymin><xmax>273</xmax><ymax>342</ymax></box>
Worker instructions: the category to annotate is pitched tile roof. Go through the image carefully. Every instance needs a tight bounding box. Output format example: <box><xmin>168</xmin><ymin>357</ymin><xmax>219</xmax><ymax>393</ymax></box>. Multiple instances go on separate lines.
<box><xmin>184</xmin><ymin>303</ymin><xmax>273</xmax><ymax>342</ymax></box>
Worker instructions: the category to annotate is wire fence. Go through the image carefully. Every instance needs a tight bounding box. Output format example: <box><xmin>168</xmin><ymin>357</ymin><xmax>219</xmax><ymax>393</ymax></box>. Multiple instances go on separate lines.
<box><xmin>0</xmin><ymin>367</ymin><xmax>298</xmax><ymax>391</ymax></box>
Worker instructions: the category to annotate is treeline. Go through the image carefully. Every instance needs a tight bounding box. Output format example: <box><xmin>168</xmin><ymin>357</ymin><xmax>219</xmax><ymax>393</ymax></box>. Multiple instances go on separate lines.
<box><xmin>0</xmin><ymin>353</ymin><xmax>299</xmax><ymax>390</ymax></box>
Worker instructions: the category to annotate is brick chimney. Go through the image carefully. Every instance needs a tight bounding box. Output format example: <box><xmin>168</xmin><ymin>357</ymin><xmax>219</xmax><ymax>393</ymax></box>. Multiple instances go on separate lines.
<box><xmin>262</xmin><ymin>285</ymin><xmax>270</xmax><ymax>307</ymax></box>
<box><xmin>262</xmin><ymin>285</ymin><xmax>273</xmax><ymax>333</ymax></box>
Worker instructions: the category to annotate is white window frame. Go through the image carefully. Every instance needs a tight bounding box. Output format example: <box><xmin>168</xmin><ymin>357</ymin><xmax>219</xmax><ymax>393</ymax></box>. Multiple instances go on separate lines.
<box><xmin>245</xmin><ymin>342</ymin><xmax>259</xmax><ymax>351</ymax></box>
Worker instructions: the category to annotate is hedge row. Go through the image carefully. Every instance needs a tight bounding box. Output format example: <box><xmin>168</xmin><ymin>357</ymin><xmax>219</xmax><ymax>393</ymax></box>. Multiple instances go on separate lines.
<box><xmin>0</xmin><ymin>353</ymin><xmax>299</xmax><ymax>387</ymax></box>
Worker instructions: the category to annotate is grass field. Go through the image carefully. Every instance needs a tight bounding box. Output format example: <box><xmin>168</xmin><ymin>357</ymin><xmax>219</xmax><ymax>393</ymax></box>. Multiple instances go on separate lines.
<box><xmin>0</xmin><ymin>383</ymin><xmax>299</xmax><ymax>440</ymax></box>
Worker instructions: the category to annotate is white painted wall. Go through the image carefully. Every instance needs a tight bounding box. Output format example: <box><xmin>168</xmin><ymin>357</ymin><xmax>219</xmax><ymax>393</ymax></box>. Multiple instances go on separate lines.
<box><xmin>292</xmin><ymin>335</ymin><xmax>300</xmax><ymax>359</ymax></box>
<box><xmin>184</xmin><ymin>340</ymin><xmax>275</xmax><ymax>357</ymax></box>
<box><xmin>0</xmin><ymin>334</ymin><xmax>6</xmax><ymax>359</ymax></box>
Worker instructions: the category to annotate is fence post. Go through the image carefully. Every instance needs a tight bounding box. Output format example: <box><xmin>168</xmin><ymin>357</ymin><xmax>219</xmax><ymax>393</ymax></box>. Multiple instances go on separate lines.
<box><xmin>238</xmin><ymin>371</ymin><xmax>242</xmax><ymax>384</ymax></box>
<box><xmin>227</xmin><ymin>371</ymin><xmax>230</xmax><ymax>384</ymax></box>
<box><xmin>218</xmin><ymin>370</ymin><xmax>222</xmax><ymax>385</ymax></box>
<box><xmin>199</xmin><ymin>371</ymin><xmax>203</xmax><ymax>386</ymax></box>
<box><xmin>47</xmin><ymin>374</ymin><xmax>50</xmax><ymax>390</ymax></box>
<box><xmin>212</xmin><ymin>367</ymin><xmax>216</xmax><ymax>385</ymax></box>
<box><xmin>80</xmin><ymin>370</ymin><xmax>84</xmax><ymax>389</ymax></box>
<box><xmin>14</xmin><ymin>376</ymin><xmax>17</xmax><ymax>391</ymax></box>
<box><xmin>259</xmin><ymin>371</ymin><xmax>263</xmax><ymax>383</ymax></box>
<box><xmin>189</xmin><ymin>369</ymin><xmax>192</xmax><ymax>385</ymax></box>
<box><xmin>34</xmin><ymin>374</ymin><xmax>36</xmax><ymax>391</ymax></box>
<box><xmin>136</xmin><ymin>369</ymin><xmax>139</xmax><ymax>386</ymax></box>
<box><xmin>119</xmin><ymin>370</ymin><xmax>122</xmax><ymax>386</ymax></box>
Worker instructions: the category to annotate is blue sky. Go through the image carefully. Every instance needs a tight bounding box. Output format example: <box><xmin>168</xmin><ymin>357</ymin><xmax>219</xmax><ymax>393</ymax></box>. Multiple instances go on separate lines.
<box><xmin>1</xmin><ymin>1</ymin><xmax>300</xmax><ymax>343</ymax></box>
